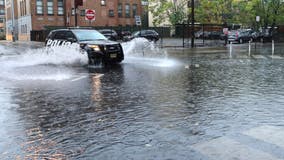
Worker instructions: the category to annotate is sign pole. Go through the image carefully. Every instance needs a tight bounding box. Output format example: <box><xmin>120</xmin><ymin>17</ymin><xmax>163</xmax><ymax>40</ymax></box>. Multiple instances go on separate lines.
<box><xmin>75</xmin><ymin>8</ymin><xmax>77</xmax><ymax>27</ymax></box>
<box><xmin>191</xmin><ymin>0</ymin><xmax>195</xmax><ymax>48</ymax></box>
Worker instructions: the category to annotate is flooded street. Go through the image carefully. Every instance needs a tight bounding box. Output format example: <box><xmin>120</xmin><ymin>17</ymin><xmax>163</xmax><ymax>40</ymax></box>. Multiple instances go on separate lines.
<box><xmin>1</xmin><ymin>40</ymin><xmax>284</xmax><ymax>159</ymax></box>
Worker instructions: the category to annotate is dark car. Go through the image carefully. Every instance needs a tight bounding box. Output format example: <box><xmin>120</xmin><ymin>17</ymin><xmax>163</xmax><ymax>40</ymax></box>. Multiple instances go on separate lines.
<box><xmin>252</xmin><ymin>28</ymin><xmax>275</xmax><ymax>42</ymax></box>
<box><xmin>117</xmin><ymin>30</ymin><xmax>132</xmax><ymax>41</ymax></box>
<box><xmin>45</xmin><ymin>29</ymin><xmax>124</xmax><ymax>65</ymax></box>
<box><xmin>208</xmin><ymin>31</ymin><xmax>223</xmax><ymax>39</ymax></box>
<box><xmin>251</xmin><ymin>31</ymin><xmax>263</xmax><ymax>41</ymax></box>
<box><xmin>98</xmin><ymin>29</ymin><xmax>119</xmax><ymax>41</ymax></box>
<box><xmin>131</xmin><ymin>30</ymin><xmax>160</xmax><ymax>42</ymax></box>
<box><xmin>195</xmin><ymin>30</ymin><xmax>210</xmax><ymax>39</ymax></box>
<box><xmin>228</xmin><ymin>30</ymin><xmax>253</xmax><ymax>43</ymax></box>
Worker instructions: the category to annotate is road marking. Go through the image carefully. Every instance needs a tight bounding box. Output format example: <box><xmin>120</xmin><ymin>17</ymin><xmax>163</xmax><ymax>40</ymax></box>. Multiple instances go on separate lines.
<box><xmin>71</xmin><ymin>75</ymin><xmax>87</xmax><ymax>82</ymax></box>
<box><xmin>252</xmin><ymin>55</ymin><xmax>267</xmax><ymax>59</ymax></box>
<box><xmin>193</xmin><ymin>137</ymin><xmax>280</xmax><ymax>160</ymax></box>
<box><xmin>269</xmin><ymin>55</ymin><xmax>283</xmax><ymax>59</ymax></box>
<box><xmin>91</xmin><ymin>73</ymin><xmax>104</xmax><ymax>79</ymax></box>
<box><xmin>243</xmin><ymin>125</ymin><xmax>284</xmax><ymax>149</ymax></box>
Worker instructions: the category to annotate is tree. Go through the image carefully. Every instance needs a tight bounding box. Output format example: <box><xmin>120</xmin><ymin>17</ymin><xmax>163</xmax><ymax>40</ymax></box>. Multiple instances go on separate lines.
<box><xmin>195</xmin><ymin>0</ymin><xmax>233</xmax><ymax>24</ymax></box>
<box><xmin>148</xmin><ymin>0</ymin><xmax>188</xmax><ymax>26</ymax></box>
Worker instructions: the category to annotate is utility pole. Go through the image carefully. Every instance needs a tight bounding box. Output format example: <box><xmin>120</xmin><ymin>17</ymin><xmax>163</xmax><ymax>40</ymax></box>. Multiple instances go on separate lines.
<box><xmin>74</xmin><ymin>0</ymin><xmax>77</xmax><ymax>27</ymax></box>
<box><xmin>191</xmin><ymin>0</ymin><xmax>194</xmax><ymax>48</ymax></box>
<box><xmin>11</xmin><ymin>0</ymin><xmax>15</xmax><ymax>42</ymax></box>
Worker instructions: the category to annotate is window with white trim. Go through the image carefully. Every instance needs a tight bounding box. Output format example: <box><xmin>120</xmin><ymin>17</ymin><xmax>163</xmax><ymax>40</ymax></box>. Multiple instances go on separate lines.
<box><xmin>118</xmin><ymin>3</ymin><xmax>122</xmax><ymax>18</ymax></box>
<box><xmin>36</xmin><ymin>0</ymin><xmax>43</xmax><ymax>14</ymax></box>
<box><xmin>47</xmin><ymin>0</ymin><xmax>54</xmax><ymax>15</ymax></box>
<box><xmin>0</xmin><ymin>0</ymin><xmax>4</xmax><ymax>6</ymax></box>
<box><xmin>58</xmin><ymin>0</ymin><xmax>64</xmax><ymax>15</ymax></box>
<box><xmin>132</xmin><ymin>4</ymin><xmax>137</xmax><ymax>18</ymax></box>
<box><xmin>125</xmin><ymin>4</ymin><xmax>130</xmax><ymax>18</ymax></box>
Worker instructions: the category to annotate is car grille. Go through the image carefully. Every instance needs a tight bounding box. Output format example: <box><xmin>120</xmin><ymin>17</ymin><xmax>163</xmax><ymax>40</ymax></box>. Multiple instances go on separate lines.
<box><xmin>106</xmin><ymin>44</ymin><xmax>121</xmax><ymax>53</ymax></box>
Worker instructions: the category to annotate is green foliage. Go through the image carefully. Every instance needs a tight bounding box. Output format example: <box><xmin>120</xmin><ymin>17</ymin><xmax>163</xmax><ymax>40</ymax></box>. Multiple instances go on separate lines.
<box><xmin>148</xmin><ymin>0</ymin><xmax>188</xmax><ymax>26</ymax></box>
<box><xmin>193</xmin><ymin>0</ymin><xmax>284</xmax><ymax>28</ymax></box>
<box><xmin>149</xmin><ymin>0</ymin><xmax>284</xmax><ymax>28</ymax></box>
<box><xmin>195</xmin><ymin>0</ymin><xmax>233</xmax><ymax>24</ymax></box>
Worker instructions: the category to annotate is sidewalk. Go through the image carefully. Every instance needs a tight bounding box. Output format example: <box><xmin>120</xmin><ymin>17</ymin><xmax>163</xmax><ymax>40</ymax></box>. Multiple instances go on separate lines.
<box><xmin>0</xmin><ymin>40</ymin><xmax>44</xmax><ymax>49</ymax></box>
<box><xmin>158</xmin><ymin>38</ymin><xmax>227</xmax><ymax>48</ymax></box>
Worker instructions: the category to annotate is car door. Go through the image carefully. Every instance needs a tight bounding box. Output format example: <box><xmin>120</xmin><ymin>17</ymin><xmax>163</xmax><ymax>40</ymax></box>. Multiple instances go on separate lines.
<box><xmin>145</xmin><ymin>30</ymin><xmax>154</xmax><ymax>40</ymax></box>
<box><xmin>53</xmin><ymin>31</ymin><xmax>76</xmax><ymax>46</ymax></box>
<box><xmin>140</xmin><ymin>30</ymin><xmax>147</xmax><ymax>39</ymax></box>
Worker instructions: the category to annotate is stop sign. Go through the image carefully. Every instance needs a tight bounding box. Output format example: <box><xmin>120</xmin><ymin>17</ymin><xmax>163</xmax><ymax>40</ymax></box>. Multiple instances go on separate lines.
<box><xmin>85</xmin><ymin>9</ymin><xmax>96</xmax><ymax>21</ymax></box>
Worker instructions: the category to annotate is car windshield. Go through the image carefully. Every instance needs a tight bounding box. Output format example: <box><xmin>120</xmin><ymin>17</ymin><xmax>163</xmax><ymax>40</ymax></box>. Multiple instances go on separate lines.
<box><xmin>72</xmin><ymin>30</ymin><xmax>107</xmax><ymax>41</ymax></box>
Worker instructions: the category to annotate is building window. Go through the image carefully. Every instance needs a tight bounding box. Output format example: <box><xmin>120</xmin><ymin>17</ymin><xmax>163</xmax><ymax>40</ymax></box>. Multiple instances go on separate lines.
<box><xmin>21</xmin><ymin>25</ymin><xmax>27</xmax><ymax>34</ymax></box>
<box><xmin>24</xmin><ymin>0</ymin><xmax>26</xmax><ymax>15</ymax></box>
<box><xmin>80</xmin><ymin>9</ymin><xmax>85</xmax><ymax>16</ymax></box>
<box><xmin>0</xmin><ymin>0</ymin><xmax>4</xmax><ymax>6</ymax></box>
<box><xmin>58</xmin><ymin>0</ymin><xmax>64</xmax><ymax>15</ymax></box>
<box><xmin>0</xmin><ymin>0</ymin><xmax>4</xmax><ymax>5</ymax></box>
<box><xmin>36</xmin><ymin>0</ymin><xmax>43</xmax><ymax>14</ymax></box>
<box><xmin>118</xmin><ymin>3</ymin><xmax>122</xmax><ymax>18</ymax></box>
<box><xmin>20</xmin><ymin>0</ymin><xmax>27</xmax><ymax>16</ymax></box>
<box><xmin>47</xmin><ymin>0</ymin><xmax>54</xmax><ymax>15</ymax></box>
<box><xmin>0</xmin><ymin>18</ymin><xmax>4</xmax><ymax>23</ymax></box>
<box><xmin>109</xmin><ymin>10</ymin><xmax>114</xmax><ymax>17</ymax></box>
<box><xmin>132</xmin><ymin>4</ymin><xmax>137</xmax><ymax>18</ymax></box>
<box><xmin>101</xmin><ymin>0</ymin><xmax>106</xmax><ymax>6</ymax></box>
<box><xmin>125</xmin><ymin>4</ymin><xmax>130</xmax><ymax>18</ymax></box>
<box><xmin>0</xmin><ymin>8</ymin><xmax>4</xmax><ymax>15</ymax></box>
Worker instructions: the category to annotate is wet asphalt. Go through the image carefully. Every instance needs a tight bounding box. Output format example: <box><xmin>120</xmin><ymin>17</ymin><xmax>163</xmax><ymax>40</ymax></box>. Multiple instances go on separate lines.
<box><xmin>1</xmin><ymin>40</ymin><xmax>284</xmax><ymax>160</ymax></box>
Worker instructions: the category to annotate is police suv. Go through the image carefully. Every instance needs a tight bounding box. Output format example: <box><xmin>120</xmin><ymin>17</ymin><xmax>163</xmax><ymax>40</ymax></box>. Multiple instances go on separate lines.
<box><xmin>45</xmin><ymin>29</ymin><xmax>124</xmax><ymax>65</ymax></box>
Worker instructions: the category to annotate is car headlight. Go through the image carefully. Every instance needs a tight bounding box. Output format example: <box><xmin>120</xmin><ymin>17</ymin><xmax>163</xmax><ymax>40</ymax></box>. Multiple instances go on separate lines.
<box><xmin>87</xmin><ymin>44</ymin><xmax>101</xmax><ymax>51</ymax></box>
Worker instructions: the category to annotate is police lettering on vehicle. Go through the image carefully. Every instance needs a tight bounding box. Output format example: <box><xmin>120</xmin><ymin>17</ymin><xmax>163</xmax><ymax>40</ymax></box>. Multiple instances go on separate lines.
<box><xmin>46</xmin><ymin>39</ymin><xmax>73</xmax><ymax>47</ymax></box>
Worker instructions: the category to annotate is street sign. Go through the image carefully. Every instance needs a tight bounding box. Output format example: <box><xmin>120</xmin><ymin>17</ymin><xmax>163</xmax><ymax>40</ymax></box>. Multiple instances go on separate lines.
<box><xmin>135</xmin><ymin>15</ymin><xmax>141</xmax><ymax>26</ymax></box>
<box><xmin>256</xmin><ymin>16</ymin><xmax>260</xmax><ymax>22</ymax></box>
<box><xmin>85</xmin><ymin>9</ymin><xmax>96</xmax><ymax>21</ymax></box>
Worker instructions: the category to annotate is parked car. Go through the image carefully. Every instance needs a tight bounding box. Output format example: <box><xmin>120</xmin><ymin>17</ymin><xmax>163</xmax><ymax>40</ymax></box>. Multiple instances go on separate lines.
<box><xmin>98</xmin><ymin>29</ymin><xmax>119</xmax><ymax>41</ymax></box>
<box><xmin>45</xmin><ymin>29</ymin><xmax>124</xmax><ymax>65</ymax></box>
<box><xmin>195</xmin><ymin>30</ymin><xmax>210</xmax><ymax>39</ymax></box>
<box><xmin>131</xmin><ymin>30</ymin><xmax>160</xmax><ymax>42</ymax></box>
<box><xmin>117</xmin><ymin>30</ymin><xmax>132</xmax><ymax>41</ymax></box>
<box><xmin>208</xmin><ymin>31</ymin><xmax>223</xmax><ymax>39</ymax></box>
<box><xmin>228</xmin><ymin>30</ymin><xmax>253</xmax><ymax>43</ymax></box>
<box><xmin>251</xmin><ymin>28</ymin><xmax>275</xmax><ymax>42</ymax></box>
<box><xmin>260</xmin><ymin>28</ymin><xmax>274</xmax><ymax>42</ymax></box>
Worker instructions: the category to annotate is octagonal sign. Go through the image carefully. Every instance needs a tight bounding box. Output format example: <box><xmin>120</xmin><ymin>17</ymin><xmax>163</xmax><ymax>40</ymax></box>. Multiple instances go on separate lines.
<box><xmin>85</xmin><ymin>9</ymin><xmax>96</xmax><ymax>21</ymax></box>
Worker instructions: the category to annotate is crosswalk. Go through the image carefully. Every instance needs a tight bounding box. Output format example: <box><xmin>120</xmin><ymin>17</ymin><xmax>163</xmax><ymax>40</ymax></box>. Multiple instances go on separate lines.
<box><xmin>192</xmin><ymin>125</ymin><xmax>284</xmax><ymax>160</ymax></box>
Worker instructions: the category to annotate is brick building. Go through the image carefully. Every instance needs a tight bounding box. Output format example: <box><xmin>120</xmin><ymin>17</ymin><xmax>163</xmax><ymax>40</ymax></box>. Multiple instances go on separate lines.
<box><xmin>5</xmin><ymin>0</ymin><xmax>145</xmax><ymax>41</ymax></box>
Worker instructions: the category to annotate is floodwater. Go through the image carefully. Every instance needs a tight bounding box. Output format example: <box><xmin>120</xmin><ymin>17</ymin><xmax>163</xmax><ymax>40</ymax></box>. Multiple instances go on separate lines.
<box><xmin>1</xmin><ymin>40</ymin><xmax>284</xmax><ymax>159</ymax></box>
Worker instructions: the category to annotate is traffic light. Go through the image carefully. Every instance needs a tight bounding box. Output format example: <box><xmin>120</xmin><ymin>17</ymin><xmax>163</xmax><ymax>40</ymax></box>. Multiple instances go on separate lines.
<box><xmin>75</xmin><ymin>0</ymin><xmax>83</xmax><ymax>8</ymax></box>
